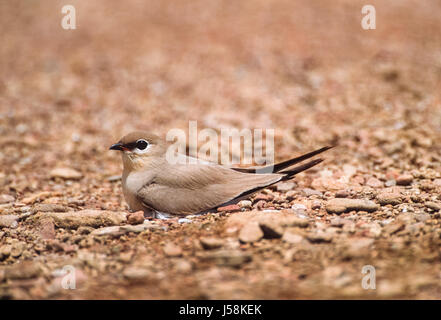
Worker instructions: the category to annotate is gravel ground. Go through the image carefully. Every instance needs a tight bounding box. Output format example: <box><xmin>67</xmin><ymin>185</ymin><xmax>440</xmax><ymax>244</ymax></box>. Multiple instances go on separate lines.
<box><xmin>1</xmin><ymin>0</ymin><xmax>441</xmax><ymax>299</ymax></box>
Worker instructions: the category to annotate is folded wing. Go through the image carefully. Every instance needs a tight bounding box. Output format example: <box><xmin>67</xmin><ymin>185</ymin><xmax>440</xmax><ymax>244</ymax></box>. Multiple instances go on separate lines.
<box><xmin>136</xmin><ymin>163</ymin><xmax>284</xmax><ymax>215</ymax></box>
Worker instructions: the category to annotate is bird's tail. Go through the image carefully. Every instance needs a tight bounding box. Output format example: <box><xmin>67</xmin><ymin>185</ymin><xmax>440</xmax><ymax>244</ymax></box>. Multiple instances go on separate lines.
<box><xmin>232</xmin><ymin>145</ymin><xmax>333</xmax><ymax>174</ymax></box>
<box><xmin>279</xmin><ymin>158</ymin><xmax>324</xmax><ymax>180</ymax></box>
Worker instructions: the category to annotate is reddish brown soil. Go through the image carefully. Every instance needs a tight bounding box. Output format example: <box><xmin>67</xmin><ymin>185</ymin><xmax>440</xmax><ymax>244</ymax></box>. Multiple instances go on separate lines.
<box><xmin>0</xmin><ymin>0</ymin><xmax>440</xmax><ymax>299</ymax></box>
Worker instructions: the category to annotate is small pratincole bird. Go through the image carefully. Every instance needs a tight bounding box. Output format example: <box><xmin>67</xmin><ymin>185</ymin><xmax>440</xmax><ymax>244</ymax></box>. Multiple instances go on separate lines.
<box><xmin>110</xmin><ymin>131</ymin><xmax>332</xmax><ymax>218</ymax></box>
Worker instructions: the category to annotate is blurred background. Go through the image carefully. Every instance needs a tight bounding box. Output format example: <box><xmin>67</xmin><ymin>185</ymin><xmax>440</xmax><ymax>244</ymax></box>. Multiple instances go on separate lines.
<box><xmin>1</xmin><ymin>0</ymin><xmax>440</xmax><ymax>154</ymax></box>
<box><xmin>2</xmin><ymin>0</ymin><xmax>441</xmax><ymax>187</ymax></box>
<box><xmin>1</xmin><ymin>0</ymin><xmax>441</xmax><ymax>299</ymax></box>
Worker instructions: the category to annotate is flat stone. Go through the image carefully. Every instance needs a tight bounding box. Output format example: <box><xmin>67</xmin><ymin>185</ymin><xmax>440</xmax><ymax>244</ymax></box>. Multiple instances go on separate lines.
<box><xmin>301</xmin><ymin>188</ymin><xmax>323</xmax><ymax>197</ymax></box>
<box><xmin>107</xmin><ymin>175</ymin><xmax>122</xmax><ymax>182</ymax></box>
<box><xmin>90</xmin><ymin>226</ymin><xmax>124</xmax><ymax>237</ymax></box>
<box><xmin>200</xmin><ymin>237</ymin><xmax>224</xmax><ymax>250</ymax></box>
<box><xmin>217</xmin><ymin>204</ymin><xmax>240</xmax><ymax>212</ymax></box>
<box><xmin>425</xmin><ymin>202</ymin><xmax>441</xmax><ymax>211</ymax></box>
<box><xmin>326</xmin><ymin>198</ymin><xmax>379</xmax><ymax>214</ymax></box>
<box><xmin>21</xmin><ymin>191</ymin><xmax>55</xmax><ymax>205</ymax></box>
<box><xmin>163</xmin><ymin>242</ymin><xmax>183</xmax><ymax>257</ymax></box>
<box><xmin>0</xmin><ymin>194</ymin><xmax>15</xmax><ymax>204</ymax></box>
<box><xmin>31</xmin><ymin>210</ymin><xmax>127</xmax><ymax>229</ymax></box>
<box><xmin>91</xmin><ymin>223</ymin><xmax>158</xmax><ymax>237</ymax></box>
<box><xmin>253</xmin><ymin>194</ymin><xmax>274</xmax><ymax>202</ymax></box>
<box><xmin>32</xmin><ymin>203</ymin><xmax>68</xmax><ymax>213</ymax></box>
<box><xmin>0</xmin><ymin>215</ymin><xmax>19</xmax><ymax>228</ymax></box>
<box><xmin>50</xmin><ymin>167</ymin><xmax>83</xmax><ymax>180</ymax></box>
<box><xmin>121</xmin><ymin>223</ymin><xmax>160</xmax><ymax>233</ymax></box>
<box><xmin>377</xmin><ymin>192</ymin><xmax>402</xmax><ymax>206</ymax></box>
<box><xmin>198</xmin><ymin>250</ymin><xmax>252</xmax><ymax>267</ymax></box>
<box><xmin>239</xmin><ymin>222</ymin><xmax>263</xmax><ymax>243</ymax></box>
<box><xmin>325</xmin><ymin>205</ymin><xmax>347</xmax><ymax>215</ymax></box>
<box><xmin>282</xmin><ymin>231</ymin><xmax>304</xmax><ymax>244</ymax></box>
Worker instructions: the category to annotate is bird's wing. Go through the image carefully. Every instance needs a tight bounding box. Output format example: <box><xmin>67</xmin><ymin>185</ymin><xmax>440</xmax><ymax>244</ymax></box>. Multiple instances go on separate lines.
<box><xmin>136</xmin><ymin>163</ymin><xmax>283</xmax><ymax>215</ymax></box>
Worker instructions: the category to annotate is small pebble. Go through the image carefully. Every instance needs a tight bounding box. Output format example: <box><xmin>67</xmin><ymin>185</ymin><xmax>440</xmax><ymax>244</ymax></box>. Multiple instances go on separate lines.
<box><xmin>239</xmin><ymin>222</ymin><xmax>264</xmax><ymax>243</ymax></box>
<box><xmin>0</xmin><ymin>194</ymin><xmax>15</xmax><ymax>204</ymax></box>
<box><xmin>335</xmin><ymin>190</ymin><xmax>349</xmax><ymax>198</ymax></box>
<box><xmin>127</xmin><ymin>211</ymin><xmax>145</xmax><ymax>225</ymax></box>
<box><xmin>200</xmin><ymin>237</ymin><xmax>223</xmax><ymax>250</ymax></box>
<box><xmin>0</xmin><ymin>215</ymin><xmax>19</xmax><ymax>229</ymax></box>
<box><xmin>301</xmin><ymin>188</ymin><xmax>323</xmax><ymax>197</ymax></box>
<box><xmin>291</xmin><ymin>203</ymin><xmax>307</xmax><ymax>211</ymax></box>
<box><xmin>425</xmin><ymin>202</ymin><xmax>441</xmax><ymax>212</ymax></box>
<box><xmin>365</xmin><ymin>177</ymin><xmax>384</xmax><ymax>188</ymax></box>
<box><xmin>307</xmin><ymin>232</ymin><xmax>333</xmax><ymax>243</ymax></box>
<box><xmin>326</xmin><ymin>198</ymin><xmax>379</xmax><ymax>214</ymax></box>
<box><xmin>377</xmin><ymin>191</ymin><xmax>402</xmax><ymax>206</ymax></box>
<box><xmin>396</xmin><ymin>174</ymin><xmax>413</xmax><ymax>186</ymax></box>
<box><xmin>163</xmin><ymin>242</ymin><xmax>183</xmax><ymax>257</ymax></box>
<box><xmin>217</xmin><ymin>204</ymin><xmax>240</xmax><ymax>212</ymax></box>
<box><xmin>238</xmin><ymin>200</ymin><xmax>252</xmax><ymax>209</ymax></box>
<box><xmin>282</xmin><ymin>231</ymin><xmax>304</xmax><ymax>244</ymax></box>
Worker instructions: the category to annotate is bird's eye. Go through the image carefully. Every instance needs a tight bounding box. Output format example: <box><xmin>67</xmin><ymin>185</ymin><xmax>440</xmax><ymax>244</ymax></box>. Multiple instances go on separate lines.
<box><xmin>135</xmin><ymin>139</ymin><xmax>148</xmax><ymax>150</ymax></box>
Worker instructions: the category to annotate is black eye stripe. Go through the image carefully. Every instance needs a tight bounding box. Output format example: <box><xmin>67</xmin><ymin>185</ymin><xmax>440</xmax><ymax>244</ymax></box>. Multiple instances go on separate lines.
<box><xmin>123</xmin><ymin>141</ymin><xmax>138</xmax><ymax>149</ymax></box>
<box><xmin>122</xmin><ymin>139</ymin><xmax>149</xmax><ymax>150</ymax></box>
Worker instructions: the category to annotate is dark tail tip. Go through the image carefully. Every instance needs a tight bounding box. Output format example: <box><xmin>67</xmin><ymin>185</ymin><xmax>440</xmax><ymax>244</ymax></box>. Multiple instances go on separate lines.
<box><xmin>280</xmin><ymin>158</ymin><xmax>324</xmax><ymax>180</ymax></box>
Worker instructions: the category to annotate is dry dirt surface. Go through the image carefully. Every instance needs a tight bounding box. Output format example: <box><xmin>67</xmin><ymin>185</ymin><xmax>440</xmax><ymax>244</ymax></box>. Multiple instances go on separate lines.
<box><xmin>1</xmin><ymin>0</ymin><xmax>441</xmax><ymax>299</ymax></box>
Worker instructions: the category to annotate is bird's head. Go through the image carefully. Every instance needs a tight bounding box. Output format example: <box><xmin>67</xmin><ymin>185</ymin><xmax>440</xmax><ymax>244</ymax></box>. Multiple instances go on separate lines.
<box><xmin>110</xmin><ymin>131</ymin><xmax>166</xmax><ymax>171</ymax></box>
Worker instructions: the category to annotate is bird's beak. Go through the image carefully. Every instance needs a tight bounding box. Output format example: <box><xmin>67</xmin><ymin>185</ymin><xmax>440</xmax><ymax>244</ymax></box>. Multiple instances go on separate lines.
<box><xmin>109</xmin><ymin>143</ymin><xmax>126</xmax><ymax>151</ymax></box>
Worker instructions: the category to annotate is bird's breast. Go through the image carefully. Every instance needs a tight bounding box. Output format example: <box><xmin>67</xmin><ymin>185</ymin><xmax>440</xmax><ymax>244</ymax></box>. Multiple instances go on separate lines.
<box><xmin>122</xmin><ymin>170</ymin><xmax>155</xmax><ymax>211</ymax></box>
